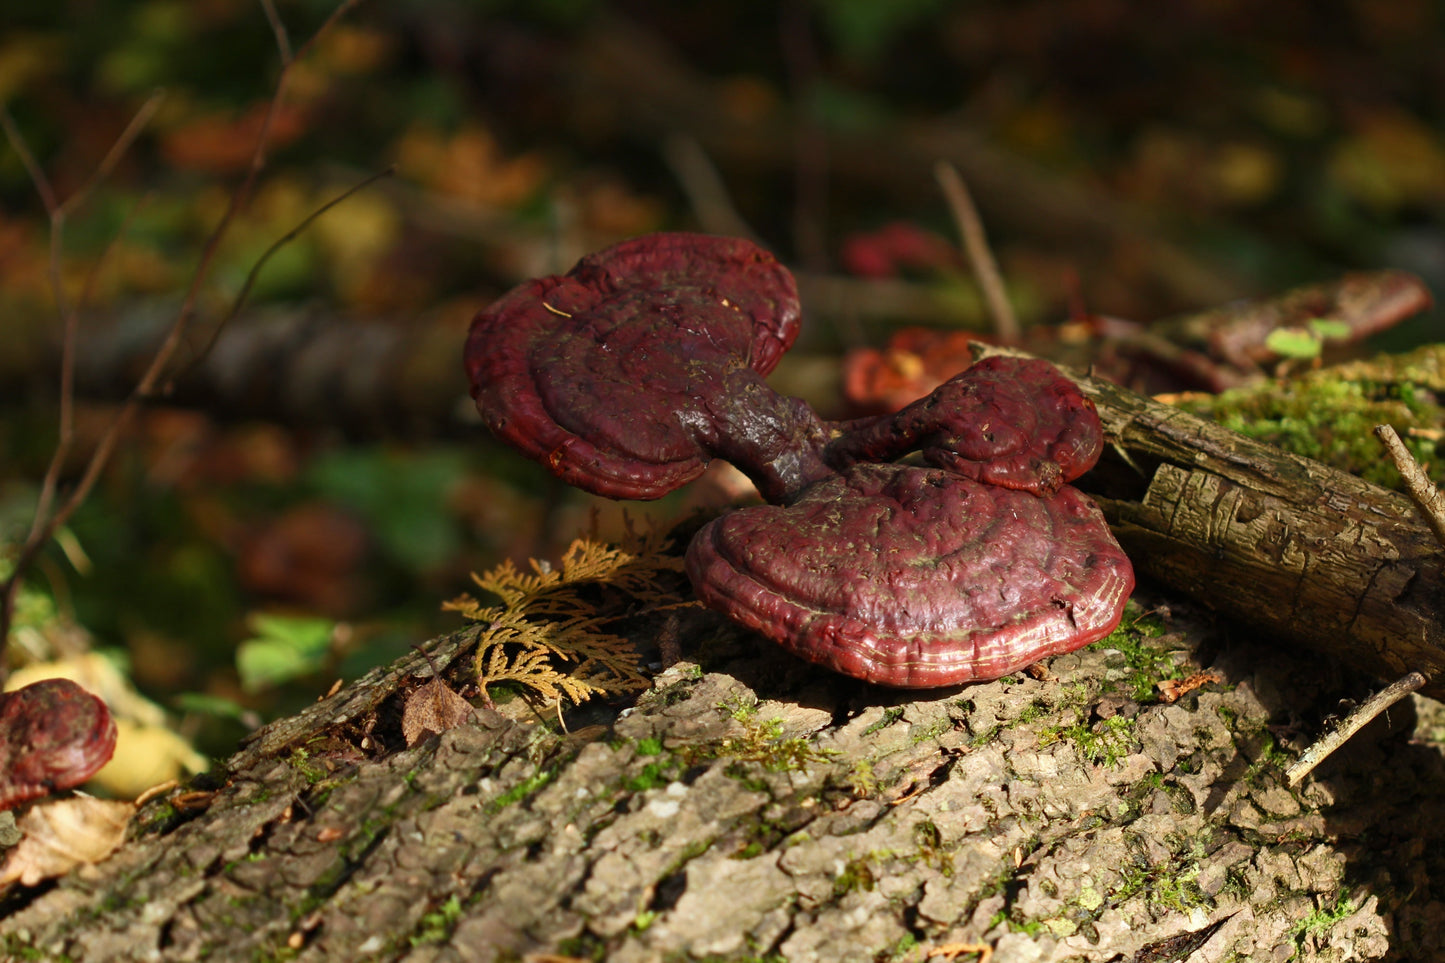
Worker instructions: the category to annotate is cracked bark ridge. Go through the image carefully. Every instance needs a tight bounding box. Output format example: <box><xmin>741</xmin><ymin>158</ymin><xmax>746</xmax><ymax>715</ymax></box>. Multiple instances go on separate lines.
<box><xmin>3</xmin><ymin>594</ymin><xmax>1431</xmax><ymax>961</ymax></box>
<box><xmin>0</xmin><ymin>679</ymin><xmax>117</xmax><ymax>811</ymax></box>
<box><xmin>464</xmin><ymin>232</ymin><xmax>831</xmax><ymax>502</ymax></box>
<box><xmin>686</xmin><ymin>463</ymin><xmax>1135</xmax><ymax>687</ymax></box>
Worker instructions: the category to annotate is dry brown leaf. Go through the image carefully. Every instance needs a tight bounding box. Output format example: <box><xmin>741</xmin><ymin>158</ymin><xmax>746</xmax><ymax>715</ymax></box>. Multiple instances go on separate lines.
<box><xmin>401</xmin><ymin>677</ymin><xmax>475</xmax><ymax>747</ymax></box>
<box><xmin>1157</xmin><ymin>670</ymin><xmax>1225</xmax><ymax>704</ymax></box>
<box><xmin>0</xmin><ymin>797</ymin><xmax>133</xmax><ymax>887</ymax></box>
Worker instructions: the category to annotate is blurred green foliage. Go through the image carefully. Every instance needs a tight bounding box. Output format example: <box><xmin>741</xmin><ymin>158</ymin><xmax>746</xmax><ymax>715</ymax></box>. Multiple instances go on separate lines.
<box><xmin>236</xmin><ymin>612</ymin><xmax>336</xmax><ymax>693</ymax></box>
<box><xmin>304</xmin><ymin>448</ymin><xmax>467</xmax><ymax>574</ymax></box>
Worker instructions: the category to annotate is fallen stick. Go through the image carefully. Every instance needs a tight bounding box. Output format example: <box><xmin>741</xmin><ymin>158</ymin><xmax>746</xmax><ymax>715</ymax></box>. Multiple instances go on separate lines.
<box><xmin>1286</xmin><ymin>670</ymin><xmax>1427</xmax><ymax>785</ymax></box>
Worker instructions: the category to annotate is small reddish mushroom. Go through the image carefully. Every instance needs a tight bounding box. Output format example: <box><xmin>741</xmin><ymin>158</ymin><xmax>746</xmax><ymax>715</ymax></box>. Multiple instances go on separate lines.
<box><xmin>685</xmin><ymin>463</ymin><xmax>1134</xmax><ymax>688</ymax></box>
<box><xmin>465</xmin><ymin>232</ymin><xmax>1135</xmax><ymax>688</ymax></box>
<box><xmin>824</xmin><ymin>355</ymin><xmax>1104</xmax><ymax>497</ymax></box>
<box><xmin>0</xmin><ymin>678</ymin><xmax>117</xmax><ymax>811</ymax></box>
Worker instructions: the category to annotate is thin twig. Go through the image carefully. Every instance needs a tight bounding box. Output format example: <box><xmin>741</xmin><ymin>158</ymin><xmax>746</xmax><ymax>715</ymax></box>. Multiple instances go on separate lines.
<box><xmin>0</xmin><ymin>0</ymin><xmax>360</xmax><ymax>663</ymax></box>
<box><xmin>934</xmin><ymin>160</ymin><xmax>1020</xmax><ymax>344</ymax></box>
<box><xmin>662</xmin><ymin>134</ymin><xmax>759</xmax><ymax>241</ymax></box>
<box><xmin>56</xmin><ymin>0</ymin><xmax>358</xmax><ymax>504</ymax></box>
<box><xmin>1286</xmin><ymin>671</ymin><xmax>1427</xmax><ymax>786</ymax></box>
<box><xmin>166</xmin><ymin>164</ymin><xmax>396</xmax><ymax>390</ymax></box>
<box><xmin>260</xmin><ymin>0</ymin><xmax>294</xmax><ymax>64</ymax></box>
<box><xmin>780</xmin><ymin>0</ymin><xmax>829</xmax><ymax>272</ymax></box>
<box><xmin>1375</xmin><ymin>423</ymin><xmax>1445</xmax><ymax>548</ymax></box>
<box><xmin>0</xmin><ymin>97</ymin><xmax>164</xmax><ymax>664</ymax></box>
<box><xmin>0</xmin><ymin>106</ymin><xmax>68</xmax><ymax>341</ymax></box>
<box><xmin>29</xmin><ymin>192</ymin><xmax>154</xmax><ymax>556</ymax></box>
<box><xmin>58</xmin><ymin>90</ymin><xmax>166</xmax><ymax>221</ymax></box>
<box><xmin>0</xmin><ymin>107</ymin><xmax>59</xmax><ymax>212</ymax></box>
<box><xmin>0</xmin><ymin>104</ymin><xmax>60</xmax><ymax>209</ymax></box>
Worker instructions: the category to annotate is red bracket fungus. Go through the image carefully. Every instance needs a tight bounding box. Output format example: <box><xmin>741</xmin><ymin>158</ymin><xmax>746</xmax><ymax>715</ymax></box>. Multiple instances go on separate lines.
<box><xmin>465</xmin><ymin>233</ymin><xmax>832</xmax><ymax>503</ymax></box>
<box><xmin>823</xmin><ymin>355</ymin><xmax>1104</xmax><ymax>497</ymax></box>
<box><xmin>685</xmin><ymin>464</ymin><xmax>1133</xmax><ymax>687</ymax></box>
<box><xmin>0</xmin><ymin>678</ymin><xmax>117</xmax><ymax>811</ymax></box>
<box><xmin>465</xmin><ymin>232</ymin><xmax>1135</xmax><ymax>688</ymax></box>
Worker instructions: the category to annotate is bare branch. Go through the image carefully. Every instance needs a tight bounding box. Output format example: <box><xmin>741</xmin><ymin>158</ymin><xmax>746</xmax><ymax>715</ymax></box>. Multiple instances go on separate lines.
<box><xmin>662</xmin><ymin>134</ymin><xmax>759</xmax><ymax>242</ymax></box>
<box><xmin>0</xmin><ymin>107</ymin><xmax>60</xmax><ymax>214</ymax></box>
<box><xmin>58</xmin><ymin>90</ymin><xmax>166</xmax><ymax>221</ymax></box>
<box><xmin>935</xmin><ymin>160</ymin><xmax>1020</xmax><ymax>344</ymax></box>
<box><xmin>260</xmin><ymin>0</ymin><xmax>294</xmax><ymax>64</ymax></box>
<box><xmin>1375</xmin><ymin>423</ymin><xmax>1445</xmax><ymax>549</ymax></box>
<box><xmin>168</xmin><ymin>165</ymin><xmax>397</xmax><ymax>389</ymax></box>
<box><xmin>25</xmin><ymin>193</ymin><xmax>153</xmax><ymax>559</ymax></box>
<box><xmin>1</xmin><ymin>106</ymin><xmax>69</xmax><ymax>324</ymax></box>
<box><xmin>0</xmin><ymin>0</ymin><xmax>361</xmax><ymax>664</ymax></box>
<box><xmin>1286</xmin><ymin>671</ymin><xmax>1427</xmax><ymax>786</ymax></box>
<box><xmin>290</xmin><ymin>0</ymin><xmax>362</xmax><ymax>66</ymax></box>
<box><xmin>0</xmin><ymin>95</ymin><xmax>165</xmax><ymax>667</ymax></box>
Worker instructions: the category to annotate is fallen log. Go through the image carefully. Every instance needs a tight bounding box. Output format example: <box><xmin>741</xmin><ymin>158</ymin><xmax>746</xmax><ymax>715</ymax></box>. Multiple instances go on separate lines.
<box><xmin>978</xmin><ymin>342</ymin><xmax>1445</xmax><ymax>699</ymax></box>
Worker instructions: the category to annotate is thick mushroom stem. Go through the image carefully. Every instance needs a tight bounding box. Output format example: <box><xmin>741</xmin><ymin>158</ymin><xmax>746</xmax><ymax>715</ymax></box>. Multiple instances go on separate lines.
<box><xmin>686</xmin><ymin>367</ymin><xmax>838</xmax><ymax>504</ymax></box>
<box><xmin>822</xmin><ymin>356</ymin><xmax>1103</xmax><ymax>497</ymax></box>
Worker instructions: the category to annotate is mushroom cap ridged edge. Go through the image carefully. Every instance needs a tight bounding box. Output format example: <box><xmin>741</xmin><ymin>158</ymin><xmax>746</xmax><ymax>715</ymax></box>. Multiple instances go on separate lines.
<box><xmin>685</xmin><ymin>463</ymin><xmax>1136</xmax><ymax>688</ymax></box>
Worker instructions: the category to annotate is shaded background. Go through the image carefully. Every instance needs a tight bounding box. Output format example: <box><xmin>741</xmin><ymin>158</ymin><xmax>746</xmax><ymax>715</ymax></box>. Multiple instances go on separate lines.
<box><xmin>1</xmin><ymin>0</ymin><xmax>1442</xmax><ymax>746</ymax></box>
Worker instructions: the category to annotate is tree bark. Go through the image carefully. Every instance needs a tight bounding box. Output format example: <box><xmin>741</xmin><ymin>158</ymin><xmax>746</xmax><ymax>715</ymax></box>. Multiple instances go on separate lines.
<box><xmin>2</xmin><ymin>584</ymin><xmax>1441</xmax><ymax>960</ymax></box>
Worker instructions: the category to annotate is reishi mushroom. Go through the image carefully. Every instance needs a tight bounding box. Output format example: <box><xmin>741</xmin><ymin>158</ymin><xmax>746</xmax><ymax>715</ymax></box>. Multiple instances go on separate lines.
<box><xmin>685</xmin><ymin>464</ymin><xmax>1133</xmax><ymax>687</ymax></box>
<box><xmin>464</xmin><ymin>232</ymin><xmax>1134</xmax><ymax>688</ymax></box>
<box><xmin>0</xmin><ymin>678</ymin><xmax>117</xmax><ymax>811</ymax></box>
<box><xmin>823</xmin><ymin>355</ymin><xmax>1105</xmax><ymax>497</ymax></box>
<box><xmin>464</xmin><ymin>233</ymin><xmax>833</xmax><ymax>503</ymax></box>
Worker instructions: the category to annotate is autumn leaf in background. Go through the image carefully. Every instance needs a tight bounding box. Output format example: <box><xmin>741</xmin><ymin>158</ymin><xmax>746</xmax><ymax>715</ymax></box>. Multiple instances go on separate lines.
<box><xmin>159</xmin><ymin>101</ymin><xmax>311</xmax><ymax>175</ymax></box>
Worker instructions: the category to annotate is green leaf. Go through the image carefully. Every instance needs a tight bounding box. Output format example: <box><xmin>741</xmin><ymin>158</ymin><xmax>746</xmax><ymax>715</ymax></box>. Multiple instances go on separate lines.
<box><xmin>237</xmin><ymin>613</ymin><xmax>336</xmax><ymax>693</ymax></box>
<box><xmin>812</xmin><ymin>0</ymin><xmax>951</xmax><ymax>63</ymax></box>
<box><xmin>1264</xmin><ymin>327</ymin><xmax>1323</xmax><ymax>359</ymax></box>
<box><xmin>173</xmin><ymin>692</ymin><xmax>253</xmax><ymax>723</ymax></box>
<box><xmin>1307</xmin><ymin>317</ymin><xmax>1353</xmax><ymax>341</ymax></box>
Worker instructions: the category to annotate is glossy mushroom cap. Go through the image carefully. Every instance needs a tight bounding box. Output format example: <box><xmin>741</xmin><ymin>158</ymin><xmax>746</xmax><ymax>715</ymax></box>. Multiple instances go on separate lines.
<box><xmin>825</xmin><ymin>356</ymin><xmax>1104</xmax><ymax>497</ymax></box>
<box><xmin>465</xmin><ymin>233</ymin><xmax>829</xmax><ymax>501</ymax></box>
<box><xmin>0</xmin><ymin>678</ymin><xmax>118</xmax><ymax>810</ymax></box>
<box><xmin>686</xmin><ymin>463</ymin><xmax>1135</xmax><ymax>688</ymax></box>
